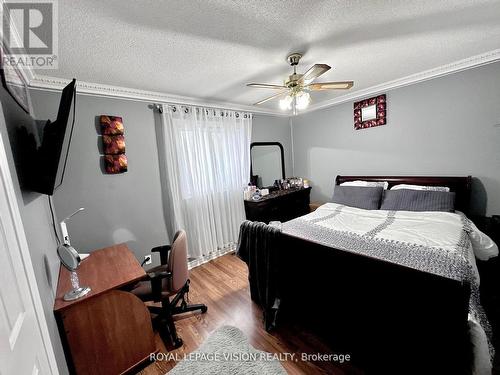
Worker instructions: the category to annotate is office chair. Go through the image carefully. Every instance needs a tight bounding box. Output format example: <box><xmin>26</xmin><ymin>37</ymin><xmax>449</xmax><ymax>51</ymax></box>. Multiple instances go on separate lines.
<box><xmin>132</xmin><ymin>230</ymin><xmax>207</xmax><ymax>347</ymax></box>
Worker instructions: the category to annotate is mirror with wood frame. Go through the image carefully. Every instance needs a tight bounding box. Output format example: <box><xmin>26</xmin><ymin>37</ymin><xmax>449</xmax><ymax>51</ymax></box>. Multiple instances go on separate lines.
<box><xmin>250</xmin><ymin>142</ymin><xmax>285</xmax><ymax>188</ymax></box>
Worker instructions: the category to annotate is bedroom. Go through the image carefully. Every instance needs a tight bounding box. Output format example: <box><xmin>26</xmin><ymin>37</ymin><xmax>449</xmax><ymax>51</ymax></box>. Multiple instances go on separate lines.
<box><xmin>0</xmin><ymin>1</ymin><xmax>499</xmax><ymax>374</ymax></box>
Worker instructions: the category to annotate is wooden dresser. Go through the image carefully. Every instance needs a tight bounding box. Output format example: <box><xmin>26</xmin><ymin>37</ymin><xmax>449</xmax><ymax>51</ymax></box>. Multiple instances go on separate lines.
<box><xmin>244</xmin><ymin>187</ymin><xmax>311</xmax><ymax>223</ymax></box>
<box><xmin>54</xmin><ymin>244</ymin><xmax>157</xmax><ymax>375</ymax></box>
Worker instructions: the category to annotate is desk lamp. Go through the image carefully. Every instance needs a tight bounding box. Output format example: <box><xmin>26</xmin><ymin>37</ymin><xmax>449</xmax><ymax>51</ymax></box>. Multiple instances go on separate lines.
<box><xmin>57</xmin><ymin>208</ymin><xmax>91</xmax><ymax>301</ymax></box>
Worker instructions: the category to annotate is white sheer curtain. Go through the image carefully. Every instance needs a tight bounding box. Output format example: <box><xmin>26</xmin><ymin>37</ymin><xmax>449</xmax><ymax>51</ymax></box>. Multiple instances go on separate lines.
<box><xmin>157</xmin><ymin>105</ymin><xmax>252</xmax><ymax>261</ymax></box>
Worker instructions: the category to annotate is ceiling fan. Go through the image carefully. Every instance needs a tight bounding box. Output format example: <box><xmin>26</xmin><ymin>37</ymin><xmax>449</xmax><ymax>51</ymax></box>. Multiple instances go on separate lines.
<box><xmin>247</xmin><ymin>53</ymin><xmax>354</xmax><ymax>114</ymax></box>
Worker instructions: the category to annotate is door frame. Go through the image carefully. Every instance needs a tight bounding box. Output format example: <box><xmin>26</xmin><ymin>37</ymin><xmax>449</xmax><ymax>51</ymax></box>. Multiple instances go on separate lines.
<box><xmin>0</xmin><ymin>131</ymin><xmax>60</xmax><ymax>374</ymax></box>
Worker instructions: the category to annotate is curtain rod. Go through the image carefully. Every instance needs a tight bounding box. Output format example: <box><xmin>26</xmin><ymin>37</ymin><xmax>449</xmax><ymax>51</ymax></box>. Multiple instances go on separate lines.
<box><xmin>151</xmin><ymin>103</ymin><xmax>253</xmax><ymax>117</ymax></box>
<box><xmin>153</xmin><ymin>103</ymin><xmax>164</xmax><ymax>113</ymax></box>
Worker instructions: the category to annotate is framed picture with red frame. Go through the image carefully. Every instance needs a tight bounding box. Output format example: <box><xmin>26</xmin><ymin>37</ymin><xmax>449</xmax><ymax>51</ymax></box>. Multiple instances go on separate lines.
<box><xmin>354</xmin><ymin>94</ymin><xmax>386</xmax><ymax>130</ymax></box>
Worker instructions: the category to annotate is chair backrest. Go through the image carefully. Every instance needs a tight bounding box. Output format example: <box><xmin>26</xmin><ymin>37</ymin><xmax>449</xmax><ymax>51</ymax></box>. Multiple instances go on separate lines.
<box><xmin>168</xmin><ymin>230</ymin><xmax>189</xmax><ymax>292</ymax></box>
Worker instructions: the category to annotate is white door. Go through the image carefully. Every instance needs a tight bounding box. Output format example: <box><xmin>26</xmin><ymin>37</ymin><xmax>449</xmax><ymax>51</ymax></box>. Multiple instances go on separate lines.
<box><xmin>0</xmin><ymin>131</ymin><xmax>59</xmax><ymax>375</ymax></box>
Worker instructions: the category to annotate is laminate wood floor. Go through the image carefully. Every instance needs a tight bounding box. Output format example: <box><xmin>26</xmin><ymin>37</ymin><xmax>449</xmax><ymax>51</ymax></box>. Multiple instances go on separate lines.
<box><xmin>138</xmin><ymin>253</ymin><xmax>362</xmax><ymax>375</ymax></box>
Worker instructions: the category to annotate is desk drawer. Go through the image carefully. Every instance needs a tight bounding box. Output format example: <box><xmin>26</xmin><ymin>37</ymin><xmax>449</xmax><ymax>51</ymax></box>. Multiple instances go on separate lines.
<box><xmin>56</xmin><ymin>290</ymin><xmax>156</xmax><ymax>375</ymax></box>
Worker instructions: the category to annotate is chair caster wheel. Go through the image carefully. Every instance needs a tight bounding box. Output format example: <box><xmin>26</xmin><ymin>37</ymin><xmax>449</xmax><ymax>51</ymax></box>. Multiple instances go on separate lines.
<box><xmin>173</xmin><ymin>337</ymin><xmax>183</xmax><ymax>348</ymax></box>
<box><xmin>201</xmin><ymin>306</ymin><xmax>208</xmax><ymax>313</ymax></box>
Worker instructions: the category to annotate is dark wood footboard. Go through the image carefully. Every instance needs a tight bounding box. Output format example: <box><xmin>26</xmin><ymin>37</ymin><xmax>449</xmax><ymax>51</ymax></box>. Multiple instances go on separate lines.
<box><xmin>275</xmin><ymin>233</ymin><xmax>472</xmax><ymax>374</ymax></box>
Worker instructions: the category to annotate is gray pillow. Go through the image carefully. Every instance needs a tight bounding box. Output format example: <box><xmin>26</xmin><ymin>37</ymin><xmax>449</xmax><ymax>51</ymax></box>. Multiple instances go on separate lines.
<box><xmin>332</xmin><ymin>186</ymin><xmax>383</xmax><ymax>210</ymax></box>
<box><xmin>380</xmin><ymin>189</ymin><xmax>455</xmax><ymax>212</ymax></box>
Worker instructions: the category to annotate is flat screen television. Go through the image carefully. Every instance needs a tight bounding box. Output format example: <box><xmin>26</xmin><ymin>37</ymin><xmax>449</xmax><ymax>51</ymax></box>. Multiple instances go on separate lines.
<box><xmin>14</xmin><ymin>79</ymin><xmax>76</xmax><ymax>195</ymax></box>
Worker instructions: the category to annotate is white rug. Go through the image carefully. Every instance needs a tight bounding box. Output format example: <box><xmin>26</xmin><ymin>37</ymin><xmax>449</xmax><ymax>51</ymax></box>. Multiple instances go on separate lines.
<box><xmin>167</xmin><ymin>325</ymin><xmax>287</xmax><ymax>375</ymax></box>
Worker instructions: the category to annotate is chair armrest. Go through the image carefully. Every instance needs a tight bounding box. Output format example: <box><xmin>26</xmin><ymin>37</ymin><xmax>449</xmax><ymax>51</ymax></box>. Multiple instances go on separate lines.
<box><xmin>151</xmin><ymin>245</ymin><xmax>171</xmax><ymax>265</ymax></box>
<box><xmin>146</xmin><ymin>264</ymin><xmax>172</xmax><ymax>279</ymax></box>
<box><xmin>146</xmin><ymin>269</ymin><xmax>172</xmax><ymax>280</ymax></box>
<box><xmin>151</xmin><ymin>245</ymin><xmax>171</xmax><ymax>253</ymax></box>
<box><xmin>145</xmin><ymin>265</ymin><xmax>172</xmax><ymax>301</ymax></box>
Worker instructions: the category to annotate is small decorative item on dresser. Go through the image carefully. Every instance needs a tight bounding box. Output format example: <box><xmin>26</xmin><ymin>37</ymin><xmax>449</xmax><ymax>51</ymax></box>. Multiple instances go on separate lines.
<box><xmin>100</xmin><ymin>115</ymin><xmax>127</xmax><ymax>174</ymax></box>
<box><xmin>354</xmin><ymin>94</ymin><xmax>387</xmax><ymax>130</ymax></box>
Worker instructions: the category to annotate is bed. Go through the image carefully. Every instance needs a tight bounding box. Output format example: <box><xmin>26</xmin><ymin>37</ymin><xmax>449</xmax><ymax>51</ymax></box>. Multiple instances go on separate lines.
<box><xmin>237</xmin><ymin>176</ymin><xmax>497</xmax><ymax>375</ymax></box>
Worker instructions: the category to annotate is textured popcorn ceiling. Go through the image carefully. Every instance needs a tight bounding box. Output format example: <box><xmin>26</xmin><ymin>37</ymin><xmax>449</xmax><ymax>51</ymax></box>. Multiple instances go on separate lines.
<box><xmin>37</xmin><ymin>0</ymin><xmax>500</xmax><ymax>111</ymax></box>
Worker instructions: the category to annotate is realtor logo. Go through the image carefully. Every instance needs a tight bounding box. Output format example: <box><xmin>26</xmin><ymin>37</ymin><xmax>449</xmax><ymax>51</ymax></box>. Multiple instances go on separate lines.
<box><xmin>1</xmin><ymin>0</ymin><xmax>58</xmax><ymax>69</ymax></box>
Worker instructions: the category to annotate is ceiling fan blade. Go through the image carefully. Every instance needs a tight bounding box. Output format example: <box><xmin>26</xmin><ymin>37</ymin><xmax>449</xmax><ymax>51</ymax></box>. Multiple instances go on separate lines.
<box><xmin>307</xmin><ymin>81</ymin><xmax>354</xmax><ymax>90</ymax></box>
<box><xmin>300</xmin><ymin>64</ymin><xmax>331</xmax><ymax>84</ymax></box>
<box><xmin>247</xmin><ymin>83</ymin><xmax>287</xmax><ymax>89</ymax></box>
<box><xmin>253</xmin><ymin>90</ymin><xmax>288</xmax><ymax>105</ymax></box>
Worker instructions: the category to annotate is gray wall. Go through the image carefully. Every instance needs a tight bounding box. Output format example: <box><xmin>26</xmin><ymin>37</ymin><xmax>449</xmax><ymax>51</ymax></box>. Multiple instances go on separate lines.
<box><xmin>291</xmin><ymin>61</ymin><xmax>500</xmax><ymax>216</ymax></box>
<box><xmin>28</xmin><ymin>91</ymin><xmax>288</xmax><ymax>263</ymax></box>
<box><xmin>252</xmin><ymin>115</ymin><xmax>293</xmax><ymax>178</ymax></box>
<box><xmin>0</xmin><ymin>87</ymin><xmax>68</xmax><ymax>374</ymax></box>
<box><xmin>29</xmin><ymin>90</ymin><xmax>170</xmax><ymax>264</ymax></box>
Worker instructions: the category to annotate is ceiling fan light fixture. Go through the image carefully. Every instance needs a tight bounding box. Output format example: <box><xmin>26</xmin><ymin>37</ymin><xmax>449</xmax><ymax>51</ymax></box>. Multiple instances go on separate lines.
<box><xmin>295</xmin><ymin>91</ymin><xmax>311</xmax><ymax>110</ymax></box>
<box><xmin>279</xmin><ymin>95</ymin><xmax>293</xmax><ymax>110</ymax></box>
<box><xmin>247</xmin><ymin>52</ymin><xmax>354</xmax><ymax>110</ymax></box>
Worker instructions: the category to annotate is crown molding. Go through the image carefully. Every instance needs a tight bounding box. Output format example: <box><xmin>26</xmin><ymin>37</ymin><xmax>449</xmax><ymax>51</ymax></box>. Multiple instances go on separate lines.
<box><xmin>300</xmin><ymin>48</ymin><xmax>500</xmax><ymax>114</ymax></box>
<box><xmin>29</xmin><ymin>48</ymin><xmax>500</xmax><ymax>117</ymax></box>
<box><xmin>29</xmin><ymin>75</ymin><xmax>286</xmax><ymax>116</ymax></box>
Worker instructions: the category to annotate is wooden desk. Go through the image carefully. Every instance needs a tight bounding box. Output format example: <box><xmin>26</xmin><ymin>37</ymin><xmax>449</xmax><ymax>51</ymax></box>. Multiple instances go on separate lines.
<box><xmin>54</xmin><ymin>244</ymin><xmax>146</xmax><ymax>311</ymax></box>
<box><xmin>54</xmin><ymin>244</ymin><xmax>157</xmax><ymax>375</ymax></box>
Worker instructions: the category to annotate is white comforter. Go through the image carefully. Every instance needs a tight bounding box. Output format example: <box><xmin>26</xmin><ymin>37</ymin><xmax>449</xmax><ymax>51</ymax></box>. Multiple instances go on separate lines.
<box><xmin>295</xmin><ymin>203</ymin><xmax>497</xmax><ymax>280</ymax></box>
<box><xmin>298</xmin><ymin>203</ymin><xmax>497</xmax><ymax>261</ymax></box>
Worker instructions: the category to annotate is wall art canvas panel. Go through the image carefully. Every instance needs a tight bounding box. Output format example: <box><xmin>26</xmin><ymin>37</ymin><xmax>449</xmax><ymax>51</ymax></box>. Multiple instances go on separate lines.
<box><xmin>104</xmin><ymin>154</ymin><xmax>128</xmax><ymax>174</ymax></box>
<box><xmin>100</xmin><ymin>115</ymin><xmax>124</xmax><ymax>135</ymax></box>
<box><xmin>99</xmin><ymin>114</ymin><xmax>127</xmax><ymax>174</ymax></box>
<box><xmin>102</xmin><ymin>135</ymin><xmax>126</xmax><ymax>154</ymax></box>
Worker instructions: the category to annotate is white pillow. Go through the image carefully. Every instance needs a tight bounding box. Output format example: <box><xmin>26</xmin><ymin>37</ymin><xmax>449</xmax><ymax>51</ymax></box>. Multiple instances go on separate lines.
<box><xmin>340</xmin><ymin>180</ymin><xmax>389</xmax><ymax>190</ymax></box>
<box><xmin>390</xmin><ymin>184</ymin><xmax>450</xmax><ymax>192</ymax></box>
<box><xmin>468</xmin><ymin>220</ymin><xmax>499</xmax><ymax>261</ymax></box>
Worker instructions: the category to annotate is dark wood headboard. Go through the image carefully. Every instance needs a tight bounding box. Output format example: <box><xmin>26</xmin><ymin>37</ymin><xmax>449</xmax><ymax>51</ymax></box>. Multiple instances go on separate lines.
<box><xmin>335</xmin><ymin>175</ymin><xmax>472</xmax><ymax>214</ymax></box>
